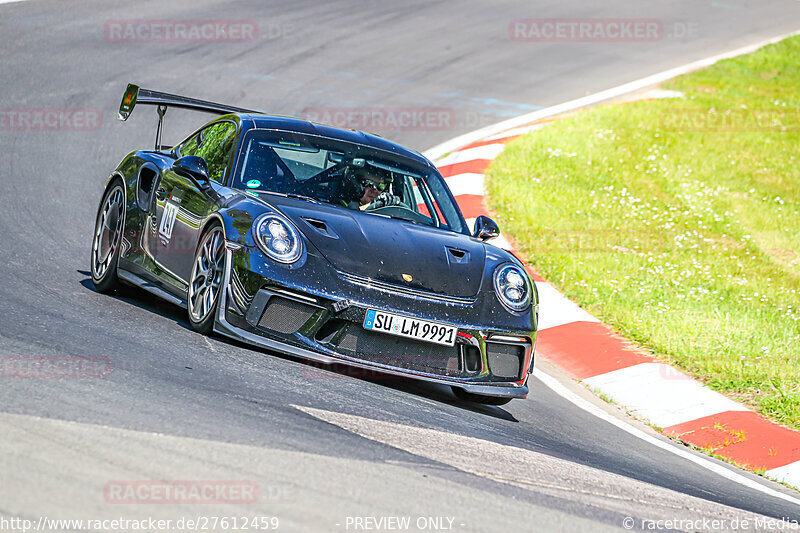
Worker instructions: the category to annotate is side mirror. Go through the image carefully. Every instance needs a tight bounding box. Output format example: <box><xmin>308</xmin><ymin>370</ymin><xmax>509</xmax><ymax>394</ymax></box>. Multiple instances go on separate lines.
<box><xmin>474</xmin><ymin>215</ymin><xmax>500</xmax><ymax>241</ymax></box>
<box><xmin>172</xmin><ymin>156</ymin><xmax>211</xmax><ymax>190</ymax></box>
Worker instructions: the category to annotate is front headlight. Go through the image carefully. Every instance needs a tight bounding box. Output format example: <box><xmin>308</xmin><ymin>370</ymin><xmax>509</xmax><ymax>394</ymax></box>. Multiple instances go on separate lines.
<box><xmin>493</xmin><ymin>263</ymin><xmax>531</xmax><ymax>312</ymax></box>
<box><xmin>253</xmin><ymin>213</ymin><xmax>303</xmax><ymax>263</ymax></box>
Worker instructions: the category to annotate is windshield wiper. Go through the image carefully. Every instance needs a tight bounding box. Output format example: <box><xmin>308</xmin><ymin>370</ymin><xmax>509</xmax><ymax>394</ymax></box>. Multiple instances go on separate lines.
<box><xmin>258</xmin><ymin>190</ymin><xmax>320</xmax><ymax>204</ymax></box>
<box><xmin>284</xmin><ymin>192</ymin><xmax>320</xmax><ymax>204</ymax></box>
<box><xmin>384</xmin><ymin>214</ymin><xmax>421</xmax><ymax>225</ymax></box>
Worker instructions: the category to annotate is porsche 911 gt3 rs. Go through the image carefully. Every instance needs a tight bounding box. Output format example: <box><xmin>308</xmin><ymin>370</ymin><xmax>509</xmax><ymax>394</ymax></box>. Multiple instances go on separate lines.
<box><xmin>91</xmin><ymin>83</ymin><xmax>538</xmax><ymax>405</ymax></box>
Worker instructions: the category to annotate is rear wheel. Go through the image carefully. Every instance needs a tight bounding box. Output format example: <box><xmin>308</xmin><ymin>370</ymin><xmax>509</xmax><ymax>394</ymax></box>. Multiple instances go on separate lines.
<box><xmin>188</xmin><ymin>224</ymin><xmax>225</xmax><ymax>334</ymax></box>
<box><xmin>90</xmin><ymin>182</ymin><xmax>125</xmax><ymax>293</ymax></box>
<box><xmin>452</xmin><ymin>386</ymin><xmax>512</xmax><ymax>406</ymax></box>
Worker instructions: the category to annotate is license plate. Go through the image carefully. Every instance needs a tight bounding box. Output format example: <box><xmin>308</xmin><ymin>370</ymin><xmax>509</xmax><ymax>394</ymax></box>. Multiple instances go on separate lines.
<box><xmin>363</xmin><ymin>309</ymin><xmax>456</xmax><ymax>347</ymax></box>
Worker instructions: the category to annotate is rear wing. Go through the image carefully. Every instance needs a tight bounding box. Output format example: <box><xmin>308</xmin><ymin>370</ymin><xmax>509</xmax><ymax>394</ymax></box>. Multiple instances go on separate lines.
<box><xmin>118</xmin><ymin>83</ymin><xmax>264</xmax><ymax>149</ymax></box>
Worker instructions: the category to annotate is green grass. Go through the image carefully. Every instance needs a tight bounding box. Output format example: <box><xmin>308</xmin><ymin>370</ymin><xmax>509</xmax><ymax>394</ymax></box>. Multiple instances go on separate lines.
<box><xmin>486</xmin><ymin>36</ymin><xmax>800</xmax><ymax>430</ymax></box>
<box><xmin>590</xmin><ymin>387</ymin><xmax>617</xmax><ymax>405</ymax></box>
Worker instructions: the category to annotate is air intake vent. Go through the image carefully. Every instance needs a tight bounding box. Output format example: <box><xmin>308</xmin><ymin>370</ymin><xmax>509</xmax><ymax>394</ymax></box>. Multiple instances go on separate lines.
<box><xmin>459</xmin><ymin>344</ymin><xmax>481</xmax><ymax>373</ymax></box>
<box><xmin>335</xmin><ymin>323</ymin><xmax>460</xmax><ymax>376</ymax></box>
<box><xmin>258</xmin><ymin>297</ymin><xmax>317</xmax><ymax>334</ymax></box>
<box><xmin>305</xmin><ymin>218</ymin><xmax>326</xmax><ymax>230</ymax></box>
<box><xmin>302</xmin><ymin>218</ymin><xmax>338</xmax><ymax>239</ymax></box>
<box><xmin>446</xmin><ymin>247</ymin><xmax>469</xmax><ymax>264</ymax></box>
<box><xmin>486</xmin><ymin>342</ymin><xmax>523</xmax><ymax>379</ymax></box>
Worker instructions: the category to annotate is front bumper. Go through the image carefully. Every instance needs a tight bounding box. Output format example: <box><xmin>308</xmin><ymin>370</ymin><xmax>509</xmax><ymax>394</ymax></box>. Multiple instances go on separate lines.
<box><xmin>214</xmin><ymin>248</ymin><xmax>536</xmax><ymax>399</ymax></box>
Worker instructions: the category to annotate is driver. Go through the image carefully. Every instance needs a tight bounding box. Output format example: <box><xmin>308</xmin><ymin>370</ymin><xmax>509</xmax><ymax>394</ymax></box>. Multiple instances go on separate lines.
<box><xmin>340</xmin><ymin>166</ymin><xmax>401</xmax><ymax>210</ymax></box>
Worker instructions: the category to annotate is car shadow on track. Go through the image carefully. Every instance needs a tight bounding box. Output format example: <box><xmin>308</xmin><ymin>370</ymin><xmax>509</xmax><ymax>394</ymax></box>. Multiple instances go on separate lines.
<box><xmin>212</xmin><ymin>331</ymin><xmax>520</xmax><ymax>423</ymax></box>
<box><xmin>79</xmin><ymin>271</ymin><xmax>194</xmax><ymax>327</ymax></box>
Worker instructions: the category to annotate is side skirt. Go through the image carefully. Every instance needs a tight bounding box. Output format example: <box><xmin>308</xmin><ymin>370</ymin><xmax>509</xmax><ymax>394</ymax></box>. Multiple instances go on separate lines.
<box><xmin>118</xmin><ymin>259</ymin><xmax>187</xmax><ymax>308</ymax></box>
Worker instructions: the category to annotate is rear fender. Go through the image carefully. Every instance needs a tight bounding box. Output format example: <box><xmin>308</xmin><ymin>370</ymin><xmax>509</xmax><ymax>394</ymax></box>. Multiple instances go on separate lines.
<box><xmin>103</xmin><ymin>151</ymin><xmax>168</xmax><ymax>260</ymax></box>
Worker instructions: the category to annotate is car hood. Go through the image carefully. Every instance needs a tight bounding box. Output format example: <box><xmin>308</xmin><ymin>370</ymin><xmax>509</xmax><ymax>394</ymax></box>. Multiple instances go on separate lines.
<box><xmin>273</xmin><ymin>199</ymin><xmax>486</xmax><ymax>299</ymax></box>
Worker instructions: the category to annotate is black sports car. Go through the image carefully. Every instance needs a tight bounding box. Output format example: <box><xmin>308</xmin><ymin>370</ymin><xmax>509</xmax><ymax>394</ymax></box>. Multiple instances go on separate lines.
<box><xmin>91</xmin><ymin>84</ymin><xmax>538</xmax><ymax>404</ymax></box>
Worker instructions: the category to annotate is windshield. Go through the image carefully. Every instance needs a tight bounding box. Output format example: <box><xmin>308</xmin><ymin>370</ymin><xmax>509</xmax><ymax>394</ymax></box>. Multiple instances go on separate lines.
<box><xmin>231</xmin><ymin>129</ymin><xmax>469</xmax><ymax>235</ymax></box>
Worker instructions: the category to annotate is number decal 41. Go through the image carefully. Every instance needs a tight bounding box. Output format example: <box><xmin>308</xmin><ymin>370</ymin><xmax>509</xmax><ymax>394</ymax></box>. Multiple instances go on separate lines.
<box><xmin>159</xmin><ymin>202</ymin><xmax>179</xmax><ymax>245</ymax></box>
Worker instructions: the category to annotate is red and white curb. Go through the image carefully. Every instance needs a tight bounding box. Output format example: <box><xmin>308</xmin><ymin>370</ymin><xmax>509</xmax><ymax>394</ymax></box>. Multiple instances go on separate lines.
<box><xmin>428</xmin><ymin>79</ymin><xmax>800</xmax><ymax>489</ymax></box>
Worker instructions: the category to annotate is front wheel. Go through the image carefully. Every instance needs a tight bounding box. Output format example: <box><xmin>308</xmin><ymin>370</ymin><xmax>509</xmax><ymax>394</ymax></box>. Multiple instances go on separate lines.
<box><xmin>452</xmin><ymin>387</ymin><xmax>513</xmax><ymax>406</ymax></box>
<box><xmin>188</xmin><ymin>224</ymin><xmax>225</xmax><ymax>334</ymax></box>
<box><xmin>90</xmin><ymin>182</ymin><xmax>125</xmax><ymax>293</ymax></box>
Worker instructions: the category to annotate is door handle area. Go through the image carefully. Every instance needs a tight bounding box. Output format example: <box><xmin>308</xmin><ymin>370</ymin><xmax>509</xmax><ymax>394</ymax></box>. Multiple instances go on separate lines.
<box><xmin>155</xmin><ymin>187</ymin><xmax>167</xmax><ymax>200</ymax></box>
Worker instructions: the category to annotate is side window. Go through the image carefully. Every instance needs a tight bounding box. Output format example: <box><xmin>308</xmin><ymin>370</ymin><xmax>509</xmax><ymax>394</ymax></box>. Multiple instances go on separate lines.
<box><xmin>406</xmin><ymin>178</ymin><xmax>436</xmax><ymax>225</ymax></box>
<box><xmin>178</xmin><ymin>131</ymin><xmax>200</xmax><ymax>157</ymax></box>
<box><xmin>195</xmin><ymin>122</ymin><xmax>237</xmax><ymax>183</ymax></box>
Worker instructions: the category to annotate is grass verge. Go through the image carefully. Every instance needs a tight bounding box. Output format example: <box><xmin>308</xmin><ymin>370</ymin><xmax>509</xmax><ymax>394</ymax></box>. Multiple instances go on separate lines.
<box><xmin>486</xmin><ymin>36</ymin><xmax>800</xmax><ymax>430</ymax></box>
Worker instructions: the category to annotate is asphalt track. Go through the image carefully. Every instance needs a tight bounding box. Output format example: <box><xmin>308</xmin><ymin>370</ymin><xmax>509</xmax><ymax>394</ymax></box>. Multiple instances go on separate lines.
<box><xmin>2</xmin><ymin>1</ymin><xmax>800</xmax><ymax>531</ymax></box>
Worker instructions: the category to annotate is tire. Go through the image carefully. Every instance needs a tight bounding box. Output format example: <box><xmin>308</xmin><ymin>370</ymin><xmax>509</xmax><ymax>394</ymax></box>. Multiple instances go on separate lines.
<box><xmin>188</xmin><ymin>223</ymin><xmax>225</xmax><ymax>334</ymax></box>
<box><xmin>90</xmin><ymin>182</ymin><xmax>125</xmax><ymax>293</ymax></box>
<box><xmin>451</xmin><ymin>386</ymin><xmax>513</xmax><ymax>406</ymax></box>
